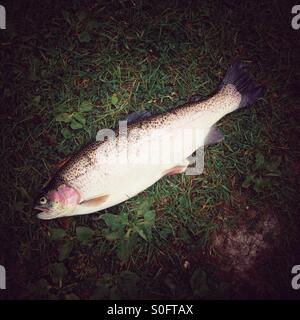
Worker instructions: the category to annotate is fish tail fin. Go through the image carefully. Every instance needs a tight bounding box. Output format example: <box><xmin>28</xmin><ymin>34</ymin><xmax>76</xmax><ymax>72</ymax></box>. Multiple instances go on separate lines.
<box><xmin>219</xmin><ymin>59</ymin><xmax>264</xmax><ymax>109</ymax></box>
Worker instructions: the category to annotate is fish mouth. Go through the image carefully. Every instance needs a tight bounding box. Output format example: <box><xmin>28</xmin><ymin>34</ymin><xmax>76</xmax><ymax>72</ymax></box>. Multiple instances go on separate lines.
<box><xmin>36</xmin><ymin>211</ymin><xmax>60</xmax><ymax>220</ymax></box>
<box><xmin>34</xmin><ymin>205</ymin><xmax>49</xmax><ymax>212</ymax></box>
<box><xmin>34</xmin><ymin>206</ymin><xmax>60</xmax><ymax>220</ymax></box>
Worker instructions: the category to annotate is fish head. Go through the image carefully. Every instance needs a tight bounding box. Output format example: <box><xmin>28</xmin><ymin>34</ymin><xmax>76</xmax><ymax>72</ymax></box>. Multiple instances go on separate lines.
<box><xmin>35</xmin><ymin>184</ymin><xmax>81</xmax><ymax>220</ymax></box>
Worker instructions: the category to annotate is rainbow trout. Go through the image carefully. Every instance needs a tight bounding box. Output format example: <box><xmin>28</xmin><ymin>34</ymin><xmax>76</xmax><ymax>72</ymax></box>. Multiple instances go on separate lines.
<box><xmin>35</xmin><ymin>60</ymin><xmax>263</xmax><ymax>219</ymax></box>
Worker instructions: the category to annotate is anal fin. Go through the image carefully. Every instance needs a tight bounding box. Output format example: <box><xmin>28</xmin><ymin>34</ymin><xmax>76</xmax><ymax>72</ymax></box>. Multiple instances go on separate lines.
<box><xmin>204</xmin><ymin>125</ymin><xmax>224</xmax><ymax>146</ymax></box>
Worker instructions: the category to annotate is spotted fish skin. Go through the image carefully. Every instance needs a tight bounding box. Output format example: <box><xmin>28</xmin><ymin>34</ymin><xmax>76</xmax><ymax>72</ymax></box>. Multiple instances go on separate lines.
<box><xmin>37</xmin><ymin>59</ymin><xmax>263</xmax><ymax>219</ymax></box>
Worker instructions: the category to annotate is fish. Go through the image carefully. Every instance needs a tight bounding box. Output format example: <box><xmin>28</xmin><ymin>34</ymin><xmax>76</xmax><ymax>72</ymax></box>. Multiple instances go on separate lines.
<box><xmin>35</xmin><ymin>59</ymin><xmax>263</xmax><ymax>220</ymax></box>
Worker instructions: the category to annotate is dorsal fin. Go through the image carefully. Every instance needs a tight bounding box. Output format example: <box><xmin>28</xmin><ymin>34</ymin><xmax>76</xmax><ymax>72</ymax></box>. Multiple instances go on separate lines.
<box><xmin>121</xmin><ymin>111</ymin><xmax>151</xmax><ymax>124</ymax></box>
<box><xmin>188</xmin><ymin>94</ymin><xmax>204</xmax><ymax>103</ymax></box>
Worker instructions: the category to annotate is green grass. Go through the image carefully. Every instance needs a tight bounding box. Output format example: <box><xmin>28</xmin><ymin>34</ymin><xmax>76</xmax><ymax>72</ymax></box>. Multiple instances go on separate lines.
<box><xmin>0</xmin><ymin>0</ymin><xmax>299</xmax><ymax>299</ymax></box>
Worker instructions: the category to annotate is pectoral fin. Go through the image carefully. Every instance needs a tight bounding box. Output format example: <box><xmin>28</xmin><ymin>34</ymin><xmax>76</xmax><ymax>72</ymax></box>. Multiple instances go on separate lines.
<box><xmin>80</xmin><ymin>194</ymin><xmax>109</xmax><ymax>207</ymax></box>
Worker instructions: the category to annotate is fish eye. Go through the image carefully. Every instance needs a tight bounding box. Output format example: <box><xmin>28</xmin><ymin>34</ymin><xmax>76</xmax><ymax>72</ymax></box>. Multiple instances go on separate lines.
<box><xmin>39</xmin><ymin>197</ymin><xmax>48</xmax><ymax>205</ymax></box>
